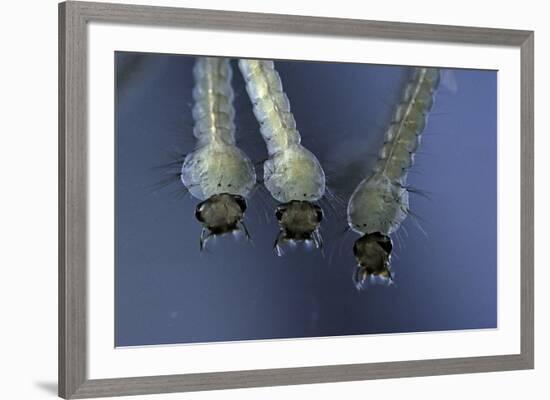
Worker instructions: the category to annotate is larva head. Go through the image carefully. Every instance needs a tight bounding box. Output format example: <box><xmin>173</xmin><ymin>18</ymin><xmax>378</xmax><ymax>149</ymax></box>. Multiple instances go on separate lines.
<box><xmin>195</xmin><ymin>193</ymin><xmax>249</xmax><ymax>249</ymax></box>
<box><xmin>274</xmin><ymin>200</ymin><xmax>323</xmax><ymax>252</ymax></box>
<box><xmin>352</xmin><ymin>232</ymin><xmax>393</xmax><ymax>288</ymax></box>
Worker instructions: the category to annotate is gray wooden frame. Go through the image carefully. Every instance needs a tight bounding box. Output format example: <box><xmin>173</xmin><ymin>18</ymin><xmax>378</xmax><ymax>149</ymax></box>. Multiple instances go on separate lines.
<box><xmin>59</xmin><ymin>1</ymin><xmax>534</xmax><ymax>398</ymax></box>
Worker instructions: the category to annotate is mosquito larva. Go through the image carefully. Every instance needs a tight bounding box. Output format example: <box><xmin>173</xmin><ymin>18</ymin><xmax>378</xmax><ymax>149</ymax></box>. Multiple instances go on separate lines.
<box><xmin>180</xmin><ymin>57</ymin><xmax>257</xmax><ymax>250</ymax></box>
<box><xmin>238</xmin><ymin>59</ymin><xmax>326</xmax><ymax>255</ymax></box>
<box><xmin>347</xmin><ymin>67</ymin><xmax>440</xmax><ymax>288</ymax></box>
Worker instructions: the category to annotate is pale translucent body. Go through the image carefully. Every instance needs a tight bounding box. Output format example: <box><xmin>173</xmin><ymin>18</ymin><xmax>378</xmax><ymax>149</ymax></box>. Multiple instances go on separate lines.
<box><xmin>239</xmin><ymin>59</ymin><xmax>325</xmax><ymax>203</ymax></box>
<box><xmin>347</xmin><ymin>68</ymin><xmax>440</xmax><ymax>235</ymax></box>
<box><xmin>181</xmin><ymin>57</ymin><xmax>256</xmax><ymax>200</ymax></box>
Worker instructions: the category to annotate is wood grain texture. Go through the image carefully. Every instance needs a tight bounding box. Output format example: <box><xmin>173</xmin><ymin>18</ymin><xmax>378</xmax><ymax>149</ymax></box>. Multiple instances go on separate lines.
<box><xmin>71</xmin><ymin>1</ymin><xmax>531</xmax><ymax>45</ymax></box>
<box><xmin>70</xmin><ymin>355</ymin><xmax>530</xmax><ymax>399</ymax></box>
<box><xmin>520</xmin><ymin>33</ymin><xmax>535</xmax><ymax>368</ymax></box>
<box><xmin>59</xmin><ymin>2</ymin><xmax>88</xmax><ymax>398</ymax></box>
<box><xmin>58</xmin><ymin>1</ymin><xmax>534</xmax><ymax>398</ymax></box>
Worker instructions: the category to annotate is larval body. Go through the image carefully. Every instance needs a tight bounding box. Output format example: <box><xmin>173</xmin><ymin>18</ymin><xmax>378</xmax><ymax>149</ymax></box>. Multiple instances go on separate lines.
<box><xmin>346</xmin><ymin>67</ymin><xmax>440</xmax><ymax>284</ymax></box>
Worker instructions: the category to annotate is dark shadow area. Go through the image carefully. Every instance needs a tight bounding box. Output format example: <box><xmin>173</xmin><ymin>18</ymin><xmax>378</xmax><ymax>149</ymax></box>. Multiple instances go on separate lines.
<box><xmin>35</xmin><ymin>381</ymin><xmax>58</xmax><ymax>396</ymax></box>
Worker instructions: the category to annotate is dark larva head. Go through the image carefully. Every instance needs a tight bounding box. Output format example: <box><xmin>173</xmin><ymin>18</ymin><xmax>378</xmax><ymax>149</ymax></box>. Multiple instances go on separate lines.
<box><xmin>352</xmin><ymin>232</ymin><xmax>393</xmax><ymax>289</ymax></box>
<box><xmin>274</xmin><ymin>200</ymin><xmax>323</xmax><ymax>254</ymax></box>
<box><xmin>195</xmin><ymin>193</ymin><xmax>249</xmax><ymax>250</ymax></box>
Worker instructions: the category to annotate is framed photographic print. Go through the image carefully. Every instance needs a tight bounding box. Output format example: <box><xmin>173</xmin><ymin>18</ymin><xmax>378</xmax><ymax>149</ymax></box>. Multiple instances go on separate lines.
<box><xmin>59</xmin><ymin>1</ymin><xmax>534</xmax><ymax>398</ymax></box>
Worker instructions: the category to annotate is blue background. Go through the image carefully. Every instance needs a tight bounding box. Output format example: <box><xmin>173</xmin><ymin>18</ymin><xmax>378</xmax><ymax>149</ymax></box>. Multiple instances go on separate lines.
<box><xmin>115</xmin><ymin>52</ymin><xmax>497</xmax><ymax>347</ymax></box>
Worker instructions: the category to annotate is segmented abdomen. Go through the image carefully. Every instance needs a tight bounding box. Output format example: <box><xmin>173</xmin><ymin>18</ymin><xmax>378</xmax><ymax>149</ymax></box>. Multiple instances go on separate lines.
<box><xmin>191</xmin><ymin>57</ymin><xmax>236</xmax><ymax>146</ymax></box>
<box><xmin>181</xmin><ymin>57</ymin><xmax>256</xmax><ymax>201</ymax></box>
<box><xmin>375</xmin><ymin>68</ymin><xmax>440</xmax><ymax>181</ymax></box>
<box><xmin>347</xmin><ymin>67</ymin><xmax>440</xmax><ymax>235</ymax></box>
<box><xmin>239</xmin><ymin>59</ymin><xmax>325</xmax><ymax>203</ymax></box>
<box><xmin>238</xmin><ymin>60</ymin><xmax>300</xmax><ymax>155</ymax></box>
